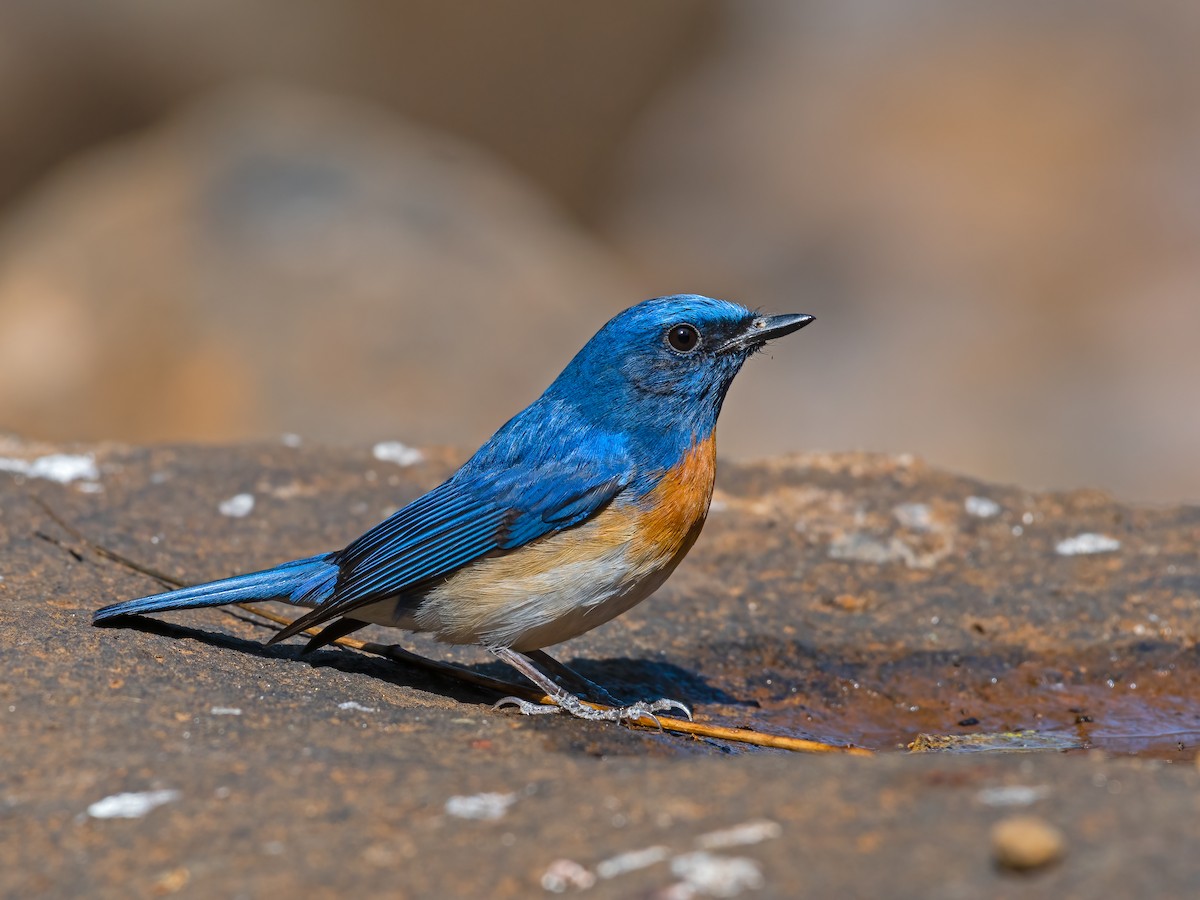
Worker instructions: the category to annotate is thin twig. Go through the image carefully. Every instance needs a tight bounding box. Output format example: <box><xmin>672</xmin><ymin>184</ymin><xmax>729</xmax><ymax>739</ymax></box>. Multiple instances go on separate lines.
<box><xmin>40</xmin><ymin>495</ymin><xmax>872</xmax><ymax>755</ymax></box>
<box><xmin>241</xmin><ymin>603</ymin><xmax>870</xmax><ymax>754</ymax></box>
<box><xmin>34</xmin><ymin>496</ymin><xmax>185</xmax><ymax>591</ymax></box>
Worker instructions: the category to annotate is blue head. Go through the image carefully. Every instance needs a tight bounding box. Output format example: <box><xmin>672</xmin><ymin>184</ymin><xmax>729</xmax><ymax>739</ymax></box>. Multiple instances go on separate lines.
<box><xmin>463</xmin><ymin>294</ymin><xmax>813</xmax><ymax>482</ymax></box>
<box><xmin>547</xmin><ymin>294</ymin><xmax>813</xmax><ymax>445</ymax></box>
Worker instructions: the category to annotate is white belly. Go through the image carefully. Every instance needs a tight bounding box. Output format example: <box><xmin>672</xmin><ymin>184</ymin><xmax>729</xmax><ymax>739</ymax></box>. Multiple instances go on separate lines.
<box><xmin>351</xmin><ymin>507</ymin><xmax>693</xmax><ymax>651</ymax></box>
<box><xmin>420</xmin><ymin>545</ymin><xmax>683</xmax><ymax>651</ymax></box>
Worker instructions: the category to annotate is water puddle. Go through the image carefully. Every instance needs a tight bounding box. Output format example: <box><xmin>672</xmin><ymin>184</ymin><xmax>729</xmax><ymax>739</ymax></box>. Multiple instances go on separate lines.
<box><xmin>697</xmin><ymin>643</ymin><xmax>1200</xmax><ymax>758</ymax></box>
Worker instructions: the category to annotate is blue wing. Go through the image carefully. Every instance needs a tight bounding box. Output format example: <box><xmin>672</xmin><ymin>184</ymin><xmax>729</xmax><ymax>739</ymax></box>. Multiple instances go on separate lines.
<box><xmin>270</xmin><ymin>414</ymin><xmax>633</xmax><ymax>642</ymax></box>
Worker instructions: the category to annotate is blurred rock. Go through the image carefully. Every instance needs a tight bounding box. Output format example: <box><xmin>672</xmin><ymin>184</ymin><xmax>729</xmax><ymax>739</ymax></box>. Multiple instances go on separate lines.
<box><xmin>0</xmin><ymin>87</ymin><xmax>641</xmax><ymax>447</ymax></box>
<box><xmin>607</xmin><ymin>1</ymin><xmax>1200</xmax><ymax>502</ymax></box>
<box><xmin>5</xmin><ymin>2</ymin><xmax>1199</xmax><ymax>505</ymax></box>
<box><xmin>0</xmin><ymin>1</ymin><xmax>715</xmax><ymax>217</ymax></box>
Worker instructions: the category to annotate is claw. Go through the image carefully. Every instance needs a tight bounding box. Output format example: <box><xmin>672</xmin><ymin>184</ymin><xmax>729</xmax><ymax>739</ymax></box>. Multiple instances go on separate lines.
<box><xmin>623</xmin><ymin>704</ymin><xmax>664</xmax><ymax>730</ymax></box>
<box><xmin>647</xmin><ymin>698</ymin><xmax>692</xmax><ymax>721</ymax></box>
<box><xmin>493</xmin><ymin>696</ymin><xmax>561</xmax><ymax>715</ymax></box>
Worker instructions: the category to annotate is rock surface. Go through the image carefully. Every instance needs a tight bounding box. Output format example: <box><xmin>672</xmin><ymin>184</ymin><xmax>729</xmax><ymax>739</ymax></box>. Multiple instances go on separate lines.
<box><xmin>3</xmin><ymin>437</ymin><xmax>1199</xmax><ymax>896</ymax></box>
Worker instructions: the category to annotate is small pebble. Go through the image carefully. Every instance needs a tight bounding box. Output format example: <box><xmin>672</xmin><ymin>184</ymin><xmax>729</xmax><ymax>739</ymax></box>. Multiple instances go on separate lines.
<box><xmin>991</xmin><ymin>815</ymin><xmax>1066</xmax><ymax>871</ymax></box>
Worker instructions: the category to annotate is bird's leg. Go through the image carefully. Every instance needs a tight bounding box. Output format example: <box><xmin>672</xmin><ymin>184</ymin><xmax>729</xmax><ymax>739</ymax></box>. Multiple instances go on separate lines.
<box><xmin>490</xmin><ymin>646</ymin><xmax>691</xmax><ymax>724</ymax></box>
<box><xmin>521</xmin><ymin>649</ymin><xmax>623</xmax><ymax>707</ymax></box>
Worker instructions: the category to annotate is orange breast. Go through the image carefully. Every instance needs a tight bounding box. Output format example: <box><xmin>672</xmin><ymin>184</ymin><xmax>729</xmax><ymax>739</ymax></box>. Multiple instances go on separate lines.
<box><xmin>630</xmin><ymin>433</ymin><xmax>717</xmax><ymax>565</ymax></box>
<box><xmin>413</xmin><ymin>433</ymin><xmax>717</xmax><ymax>649</ymax></box>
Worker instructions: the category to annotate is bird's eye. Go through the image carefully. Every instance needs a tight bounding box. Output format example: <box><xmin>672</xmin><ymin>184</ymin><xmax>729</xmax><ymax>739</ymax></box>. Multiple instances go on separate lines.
<box><xmin>667</xmin><ymin>323</ymin><xmax>701</xmax><ymax>353</ymax></box>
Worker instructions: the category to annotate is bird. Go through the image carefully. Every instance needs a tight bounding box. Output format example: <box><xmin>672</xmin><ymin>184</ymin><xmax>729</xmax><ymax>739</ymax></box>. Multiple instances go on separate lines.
<box><xmin>94</xmin><ymin>295</ymin><xmax>813</xmax><ymax>723</ymax></box>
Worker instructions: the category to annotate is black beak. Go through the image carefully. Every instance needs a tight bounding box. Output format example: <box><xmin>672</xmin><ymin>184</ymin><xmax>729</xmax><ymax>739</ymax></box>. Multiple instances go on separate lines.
<box><xmin>718</xmin><ymin>313</ymin><xmax>814</xmax><ymax>354</ymax></box>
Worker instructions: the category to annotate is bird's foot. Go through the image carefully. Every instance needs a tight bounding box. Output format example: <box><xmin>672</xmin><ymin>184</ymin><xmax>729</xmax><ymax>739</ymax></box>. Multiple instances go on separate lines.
<box><xmin>488</xmin><ymin>645</ymin><xmax>691</xmax><ymax>727</ymax></box>
<box><xmin>521</xmin><ymin>649</ymin><xmax>624</xmax><ymax>707</ymax></box>
<box><xmin>493</xmin><ymin>693</ymin><xmax>691</xmax><ymax>726</ymax></box>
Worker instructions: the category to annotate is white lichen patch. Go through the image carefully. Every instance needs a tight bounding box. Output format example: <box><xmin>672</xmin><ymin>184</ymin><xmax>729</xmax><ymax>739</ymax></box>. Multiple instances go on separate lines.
<box><xmin>0</xmin><ymin>453</ymin><xmax>99</xmax><ymax>484</ymax></box>
<box><xmin>87</xmin><ymin>789</ymin><xmax>180</xmax><ymax>819</ymax></box>
<box><xmin>218</xmin><ymin>493</ymin><xmax>255</xmax><ymax>518</ymax></box>
<box><xmin>541</xmin><ymin>859</ymin><xmax>596</xmax><ymax>892</ymax></box>
<box><xmin>893</xmin><ymin>502</ymin><xmax>934</xmax><ymax>531</ymax></box>
<box><xmin>669</xmin><ymin>851</ymin><xmax>764</xmax><ymax>897</ymax></box>
<box><xmin>695</xmin><ymin>820</ymin><xmax>782</xmax><ymax>850</ymax></box>
<box><xmin>977</xmin><ymin>785</ymin><xmax>1051</xmax><ymax>807</ymax></box>
<box><xmin>444</xmin><ymin>792</ymin><xmax>516</xmax><ymax>821</ymax></box>
<box><xmin>541</xmin><ymin>823</ymin><xmax>780</xmax><ymax>894</ymax></box>
<box><xmin>1056</xmin><ymin>533</ymin><xmax>1121</xmax><ymax>556</ymax></box>
<box><xmin>965</xmin><ymin>495</ymin><xmax>1001</xmax><ymax>518</ymax></box>
<box><xmin>828</xmin><ymin>531</ymin><xmax>952</xmax><ymax>570</ymax></box>
<box><xmin>596</xmin><ymin>846</ymin><xmax>672</xmax><ymax>879</ymax></box>
<box><xmin>372</xmin><ymin>441</ymin><xmax>424</xmax><ymax>467</ymax></box>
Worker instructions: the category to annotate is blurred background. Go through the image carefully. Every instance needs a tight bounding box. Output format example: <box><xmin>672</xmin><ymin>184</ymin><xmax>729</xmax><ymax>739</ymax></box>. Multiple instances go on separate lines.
<box><xmin>0</xmin><ymin>1</ymin><xmax>1197</xmax><ymax>503</ymax></box>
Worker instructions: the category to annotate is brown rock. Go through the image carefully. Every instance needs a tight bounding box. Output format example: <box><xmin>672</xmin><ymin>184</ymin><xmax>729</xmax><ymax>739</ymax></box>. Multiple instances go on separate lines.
<box><xmin>3</xmin><ymin>439</ymin><xmax>1199</xmax><ymax>896</ymax></box>
<box><xmin>0</xmin><ymin>87</ymin><xmax>638</xmax><ymax>447</ymax></box>
<box><xmin>0</xmin><ymin>2</ymin><xmax>715</xmax><ymax>216</ymax></box>
<box><xmin>606</xmin><ymin>3</ymin><xmax>1200</xmax><ymax>502</ymax></box>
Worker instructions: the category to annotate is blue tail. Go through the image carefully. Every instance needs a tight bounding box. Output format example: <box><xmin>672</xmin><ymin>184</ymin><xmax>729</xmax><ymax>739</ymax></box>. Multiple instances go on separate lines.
<box><xmin>93</xmin><ymin>554</ymin><xmax>339</xmax><ymax>623</ymax></box>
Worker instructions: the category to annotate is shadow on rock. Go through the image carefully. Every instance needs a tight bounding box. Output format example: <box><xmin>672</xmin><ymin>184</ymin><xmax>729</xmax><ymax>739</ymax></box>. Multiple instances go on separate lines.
<box><xmin>94</xmin><ymin>612</ymin><xmax>496</xmax><ymax>706</ymax></box>
<box><xmin>472</xmin><ymin>656</ymin><xmax>750</xmax><ymax>708</ymax></box>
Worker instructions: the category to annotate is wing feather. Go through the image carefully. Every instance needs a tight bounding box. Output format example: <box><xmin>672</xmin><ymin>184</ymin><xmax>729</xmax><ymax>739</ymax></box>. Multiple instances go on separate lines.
<box><xmin>268</xmin><ymin>455</ymin><xmax>631</xmax><ymax>643</ymax></box>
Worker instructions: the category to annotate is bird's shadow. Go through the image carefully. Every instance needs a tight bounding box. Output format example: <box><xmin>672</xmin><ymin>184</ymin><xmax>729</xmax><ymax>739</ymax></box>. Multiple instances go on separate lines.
<box><xmin>98</xmin><ymin>614</ymin><xmax>494</xmax><ymax>705</ymax></box>
<box><xmin>97</xmin><ymin>614</ymin><xmax>751</xmax><ymax>709</ymax></box>
<box><xmin>485</xmin><ymin>657</ymin><xmax>750</xmax><ymax>708</ymax></box>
